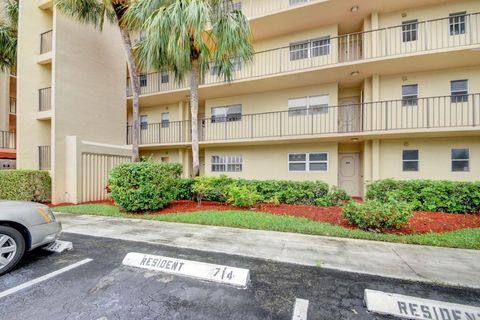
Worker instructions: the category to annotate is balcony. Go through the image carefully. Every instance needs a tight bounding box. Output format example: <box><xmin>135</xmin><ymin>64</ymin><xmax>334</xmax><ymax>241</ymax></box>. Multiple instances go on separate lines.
<box><xmin>0</xmin><ymin>131</ymin><xmax>16</xmax><ymax>149</ymax></box>
<box><xmin>127</xmin><ymin>93</ymin><xmax>480</xmax><ymax>146</ymax></box>
<box><xmin>39</xmin><ymin>87</ymin><xmax>52</xmax><ymax>112</ymax></box>
<box><xmin>9</xmin><ymin>97</ymin><xmax>16</xmax><ymax>114</ymax></box>
<box><xmin>40</xmin><ymin>30</ymin><xmax>53</xmax><ymax>54</ymax></box>
<box><xmin>38</xmin><ymin>145</ymin><xmax>51</xmax><ymax>170</ymax></box>
<box><xmin>128</xmin><ymin>13</ymin><xmax>480</xmax><ymax>98</ymax></box>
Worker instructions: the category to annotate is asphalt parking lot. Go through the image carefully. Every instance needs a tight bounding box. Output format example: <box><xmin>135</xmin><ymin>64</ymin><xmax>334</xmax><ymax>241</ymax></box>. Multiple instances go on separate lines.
<box><xmin>0</xmin><ymin>233</ymin><xmax>479</xmax><ymax>320</ymax></box>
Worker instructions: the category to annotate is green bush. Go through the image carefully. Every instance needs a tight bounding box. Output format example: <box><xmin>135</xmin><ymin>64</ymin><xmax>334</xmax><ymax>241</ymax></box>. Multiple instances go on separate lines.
<box><xmin>226</xmin><ymin>185</ymin><xmax>263</xmax><ymax>207</ymax></box>
<box><xmin>367</xmin><ymin>179</ymin><xmax>480</xmax><ymax>213</ymax></box>
<box><xmin>191</xmin><ymin>175</ymin><xmax>350</xmax><ymax>206</ymax></box>
<box><xmin>191</xmin><ymin>175</ymin><xmax>234</xmax><ymax>202</ymax></box>
<box><xmin>0</xmin><ymin>170</ymin><xmax>51</xmax><ymax>202</ymax></box>
<box><xmin>342</xmin><ymin>199</ymin><xmax>414</xmax><ymax>229</ymax></box>
<box><xmin>176</xmin><ymin>178</ymin><xmax>195</xmax><ymax>200</ymax></box>
<box><xmin>108</xmin><ymin>162</ymin><xmax>182</xmax><ymax>212</ymax></box>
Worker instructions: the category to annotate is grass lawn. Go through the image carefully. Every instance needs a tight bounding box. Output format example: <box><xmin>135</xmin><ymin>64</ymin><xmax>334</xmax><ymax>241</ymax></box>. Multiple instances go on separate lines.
<box><xmin>53</xmin><ymin>204</ymin><xmax>480</xmax><ymax>250</ymax></box>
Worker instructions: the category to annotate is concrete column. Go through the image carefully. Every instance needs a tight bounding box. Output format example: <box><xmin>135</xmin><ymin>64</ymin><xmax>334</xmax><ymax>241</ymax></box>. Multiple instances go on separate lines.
<box><xmin>363</xmin><ymin>140</ymin><xmax>372</xmax><ymax>196</ymax></box>
<box><xmin>372</xmin><ymin>74</ymin><xmax>380</xmax><ymax>101</ymax></box>
<box><xmin>372</xmin><ymin>139</ymin><xmax>380</xmax><ymax>181</ymax></box>
<box><xmin>0</xmin><ymin>71</ymin><xmax>9</xmax><ymax>132</ymax></box>
<box><xmin>371</xmin><ymin>12</ymin><xmax>379</xmax><ymax>57</ymax></box>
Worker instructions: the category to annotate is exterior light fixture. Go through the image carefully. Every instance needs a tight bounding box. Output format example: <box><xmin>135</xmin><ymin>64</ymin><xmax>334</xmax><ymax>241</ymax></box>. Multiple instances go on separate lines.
<box><xmin>350</xmin><ymin>138</ymin><xmax>359</xmax><ymax>142</ymax></box>
<box><xmin>350</xmin><ymin>5</ymin><xmax>359</xmax><ymax>12</ymax></box>
<box><xmin>350</xmin><ymin>71</ymin><xmax>360</xmax><ymax>76</ymax></box>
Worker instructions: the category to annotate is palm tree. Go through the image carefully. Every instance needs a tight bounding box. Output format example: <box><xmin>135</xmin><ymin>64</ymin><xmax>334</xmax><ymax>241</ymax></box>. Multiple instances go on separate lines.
<box><xmin>55</xmin><ymin>0</ymin><xmax>142</xmax><ymax>162</ymax></box>
<box><xmin>124</xmin><ymin>0</ymin><xmax>253</xmax><ymax>176</ymax></box>
<box><xmin>0</xmin><ymin>0</ymin><xmax>18</xmax><ymax>72</ymax></box>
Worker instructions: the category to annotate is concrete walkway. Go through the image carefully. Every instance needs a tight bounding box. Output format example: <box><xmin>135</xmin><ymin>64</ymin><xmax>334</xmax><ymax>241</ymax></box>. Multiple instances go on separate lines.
<box><xmin>56</xmin><ymin>213</ymin><xmax>480</xmax><ymax>289</ymax></box>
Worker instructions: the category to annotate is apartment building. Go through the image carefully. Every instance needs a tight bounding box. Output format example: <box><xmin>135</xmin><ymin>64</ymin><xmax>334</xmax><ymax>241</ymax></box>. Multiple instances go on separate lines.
<box><xmin>126</xmin><ymin>0</ymin><xmax>480</xmax><ymax>198</ymax></box>
<box><xmin>0</xmin><ymin>69</ymin><xmax>16</xmax><ymax>169</ymax></box>
<box><xmin>16</xmin><ymin>0</ymin><xmax>130</xmax><ymax>204</ymax></box>
<box><xmin>16</xmin><ymin>0</ymin><xmax>480</xmax><ymax>204</ymax></box>
<box><xmin>0</xmin><ymin>0</ymin><xmax>16</xmax><ymax>169</ymax></box>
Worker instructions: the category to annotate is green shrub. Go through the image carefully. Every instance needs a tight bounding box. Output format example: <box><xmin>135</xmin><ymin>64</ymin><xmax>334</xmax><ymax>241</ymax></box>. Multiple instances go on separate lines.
<box><xmin>191</xmin><ymin>176</ymin><xmax>349</xmax><ymax>206</ymax></box>
<box><xmin>108</xmin><ymin>162</ymin><xmax>182</xmax><ymax>212</ymax></box>
<box><xmin>226</xmin><ymin>185</ymin><xmax>263</xmax><ymax>207</ymax></box>
<box><xmin>192</xmin><ymin>175</ymin><xmax>233</xmax><ymax>202</ymax></box>
<box><xmin>176</xmin><ymin>178</ymin><xmax>195</xmax><ymax>200</ymax></box>
<box><xmin>0</xmin><ymin>170</ymin><xmax>51</xmax><ymax>202</ymax></box>
<box><xmin>342</xmin><ymin>199</ymin><xmax>414</xmax><ymax>229</ymax></box>
<box><xmin>367</xmin><ymin>179</ymin><xmax>480</xmax><ymax>213</ymax></box>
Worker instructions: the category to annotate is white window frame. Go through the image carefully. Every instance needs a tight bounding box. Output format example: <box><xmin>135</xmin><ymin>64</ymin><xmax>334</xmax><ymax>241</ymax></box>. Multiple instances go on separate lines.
<box><xmin>288</xmin><ymin>95</ymin><xmax>329</xmax><ymax>116</ymax></box>
<box><xmin>160</xmin><ymin>71</ymin><xmax>169</xmax><ymax>84</ymax></box>
<box><xmin>211</xmin><ymin>104</ymin><xmax>242</xmax><ymax>123</ymax></box>
<box><xmin>449</xmin><ymin>12</ymin><xmax>467</xmax><ymax>36</ymax></box>
<box><xmin>139</xmin><ymin>73</ymin><xmax>148</xmax><ymax>87</ymax></box>
<box><xmin>451</xmin><ymin>148</ymin><xmax>470</xmax><ymax>172</ymax></box>
<box><xmin>289</xmin><ymin>36</ymin><xmax>331</xmax><ymax>61</ymax></box>
<box><xmin>288</xmin><ymin>152</ymin><xmax>329</xmax><ymax>172</ymax></box>
<box><xmin>210</xmin><ymin>57</ymin><xmax>242</xmax><ymax>76</ymax></box>
<box><xmin>161</xmin><ymin>112</ymin><xmax>170</xmax><ymax>128</ymax></box>
<box><xmin>450</xmin><ymin>79</ymin><xmax>469</xmax><ymax>103</ymax></box>
<box><xmin>140</xmin><ymin>115</ymin><xmax>148</xmax><ymax>130</ymax></box>
<box><xmin>402</xmin><ymin>20</ymin><xmax>418</xmax><ymax>42</ymax></box>
<box><xmin>211</xmin><ymin>155</ymin><xmax>243</xmax><ymax>172</ymax></box>
<box><xmin>401</xmin><ymin>84</ymin><xmax>418</xmax><ymax>107</ymax></box>
<box><xmin>402</xmin><ymin>149</ymin><xmax>419</xmax><ymax>172</ymax></box>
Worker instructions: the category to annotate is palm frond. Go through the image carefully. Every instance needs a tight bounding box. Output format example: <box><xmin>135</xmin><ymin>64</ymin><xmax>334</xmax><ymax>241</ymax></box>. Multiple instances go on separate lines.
<box><xmin>54</xmin><ymin>0</ymin><xmax>115</xmax><ymax>30</ymax></box>
<box><xmin>124</xmin><ymin>0</ymin><xmax>253</xmax><ymax>83</ymax></box>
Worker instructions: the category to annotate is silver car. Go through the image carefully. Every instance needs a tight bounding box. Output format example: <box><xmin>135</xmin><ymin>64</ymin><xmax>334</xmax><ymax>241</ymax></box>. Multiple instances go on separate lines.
<box><xmin>0</xmin><ymin>201</ymin><xmax>62</xmax><ymax>275</ymax></box>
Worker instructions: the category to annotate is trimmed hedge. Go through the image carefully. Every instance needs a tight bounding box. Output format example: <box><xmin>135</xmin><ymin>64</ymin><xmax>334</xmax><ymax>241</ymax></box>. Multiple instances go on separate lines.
<box><xmin>0</xmin><ymin>170</ymin><xmax>51</xmax><ymax>202</ymax></box>
<box><xmin>108</xmin><ymin>162</ymin><xmax>182</xmax><ymax>212</ymax></box>
<box><xmin>191</xmin><ymin>175</ymin><xmax>350</xmax><ymax>206</ymax></box>
<box><xmin>366</xmin><ymin>179</ymin><xmax>480</xmax><ymax>213</ymax></box>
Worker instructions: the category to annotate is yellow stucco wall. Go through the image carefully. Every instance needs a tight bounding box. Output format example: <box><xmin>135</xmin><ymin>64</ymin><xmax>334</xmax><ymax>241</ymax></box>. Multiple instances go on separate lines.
<box><xmin>204</xmin><ymin>142</ymin><xmax>339</xmax><ymax>184</ymax></box>
<box><xmin>375</xmin><ymin>136</ymin><xmax>480</xmax><ymax>181</ymax></box>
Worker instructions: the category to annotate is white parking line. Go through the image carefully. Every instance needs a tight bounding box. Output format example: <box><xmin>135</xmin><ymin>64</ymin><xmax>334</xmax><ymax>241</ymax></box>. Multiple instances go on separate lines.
<box><xmin>292</xmin><ymin>298</ymin><xmax>309</xmax><ymax>320</ymax></box>
<box><xmin>0</xmin><ymin>258</ymin><xmax>93</xmax><ymax>299</ymax></box>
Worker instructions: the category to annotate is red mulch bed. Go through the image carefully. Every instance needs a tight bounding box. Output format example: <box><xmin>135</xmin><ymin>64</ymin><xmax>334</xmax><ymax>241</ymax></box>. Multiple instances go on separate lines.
<box><xmin>51</xmin><ymin>200</ymin><xmax>480</xmax><ymax>235</ymax></box>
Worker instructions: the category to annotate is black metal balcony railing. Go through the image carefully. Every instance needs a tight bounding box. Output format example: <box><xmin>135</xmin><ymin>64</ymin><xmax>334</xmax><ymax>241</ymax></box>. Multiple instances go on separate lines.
<box><xmin>40</xmin><ymin>30</ymin><xmax>53</xmax><ymax>54</ymax></box>
<box><xmin>128</xmin><ymin>13</ymin><xmax>480</xmax><ymax>96</ymax></box>
<box><xmin>38</xmin><ymin>146</ymin><xmax>51</xmax><ymax>170</ymax></box>
<box><xmin>127</xmin><ymin>93</ymin><xmax>480</xmax><ymax>145</ymax></box>
<box><xmin>9</xmin><ymin>97</ymin><xmax>16</xmax><ymax>114</ymax></box>
<box><xmin>0</xmin><ymin>131</ymin><xmax>16</xmax><ymax>149</ymax></box>
<box><xmin>39</xmin><ymin>87</ymin><xmax>52</xmax><ymax>111</ymax></box>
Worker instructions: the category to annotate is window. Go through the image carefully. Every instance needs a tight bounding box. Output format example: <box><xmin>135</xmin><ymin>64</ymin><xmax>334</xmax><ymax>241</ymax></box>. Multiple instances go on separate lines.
<box><xmin>402</xmin><ymin>84</ymin><xmax>418</xmax><ymax>106</ymax></box>
<box><xmin>402</xmin><ymin>150</ymin><xmax>419</xmax><ymax>171</ymax></box>
<box><xmin>402</xmin><ymin>20</ymin><xmax>418</xmax><ymax>42</ymax></box>
<box><xmin>140</xmin><ymin>73</ymin><xmax>147</xmax><ymax>87</ymax></box>
<box><xmin>211</xmin><ymin>105</ymin><xmax>242</xmax><ymax>123</ymax></box>
<box><xmin>140</xmin><ymin>115</ymin><xmax>148</xmax><ymax>129</ymax></box>
<box><xmin>288</xmin><ymin>152</ymin><xmax>328</xmax><ymax>172</ymax></box>
<box><xmin>450</xmin><ymin>80</ymin><xmax>468</xmax><ymax>103</ymax></box>
<box><xmin>210</xmin><ymin>58</ymin><xmax>242</xmax><ymax>76</ymax></box>
<box><xmin>311</xmin><ymin>37</ymin><xmax>331</xmax><ymax>56</ymax></box>
<box><xmin>290</xmin><ymin>37</ymin><xmax>330</xmax><ymax>61</ymax></box>
<box><xmin>211</xmin><ymin>155</ymin><xmax>242</xmax><ymax>172</ymax></box>
<box><xmin>161</xmin><ymin>112</ymin><xmax>169</xmax><ymax>128</ymax></box>
<box><xmin>232</xmin><ymin>2</ymin><xmax>242</xmax><ymax>10</ymax></box>
<box><xmin>449</xmin><ymin>12</ymin><xmax>466</xmax><ymax>36</ymax></box>
<box><xmin>288</xmin><ymin>95</ymin><xmax>329</xmax><ymax>116</ymax></box>
<box><xmin>451</xmin><ymin>149</ymin><xmax>469</xmax><ymax>172</ymax></box>
<box><xmin>289</xmin><ymin>0</ymin><xmax>309</xmax><ymax>6</ymax></box>
<box><xmin>160</xmin><ymin>71</ymin><xmax>169</xmax><ymax>84</ymax></box>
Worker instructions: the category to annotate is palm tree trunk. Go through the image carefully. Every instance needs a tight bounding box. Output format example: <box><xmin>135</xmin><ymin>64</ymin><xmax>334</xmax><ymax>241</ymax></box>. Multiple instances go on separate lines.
<box><xmin>190</xmin><ymin>62</ymin><xmax>200</xmax><ymax>177</ymax></box>
<box><xmin>118</xmin><ymin>26</ymin><xmax>140</xmax><ymax>162</ymax></box>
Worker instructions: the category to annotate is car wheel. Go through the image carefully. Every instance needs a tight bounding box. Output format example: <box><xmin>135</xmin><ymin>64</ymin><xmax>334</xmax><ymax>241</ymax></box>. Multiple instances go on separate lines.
<box><xmin>0</xmin><ymin>226</ymin><xmax>26</xmax><ymax>276</ymax></box>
